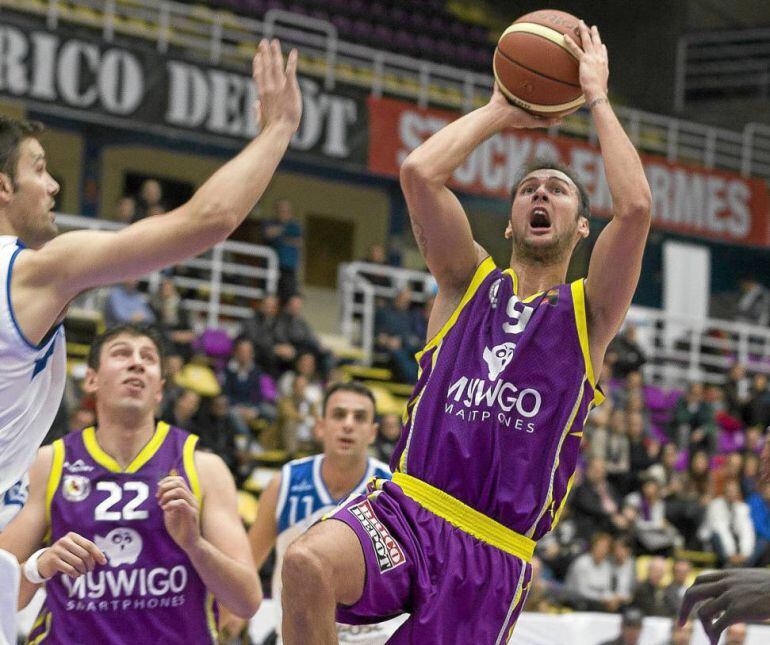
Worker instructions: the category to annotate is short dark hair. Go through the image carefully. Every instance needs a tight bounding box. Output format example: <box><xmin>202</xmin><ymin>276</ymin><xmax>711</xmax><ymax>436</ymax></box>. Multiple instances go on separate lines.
<box><xmin>87</xmin><ymin>324</ymin><xmax>166</xmax><ymax>371</ymax></box>
<box><xmin>512</xmin><ymin>158</ymin><xmax>591</xmax><ymax>221</ymax></box>
<box><xmin>322</xmin><ymin>382</ymin><xmax>376</xmax><ymax>418</ymax></box>
<box><xmin>0</xmin><ymin>117</ymin><xmax>45</xmax><ymax>182</ymax></box>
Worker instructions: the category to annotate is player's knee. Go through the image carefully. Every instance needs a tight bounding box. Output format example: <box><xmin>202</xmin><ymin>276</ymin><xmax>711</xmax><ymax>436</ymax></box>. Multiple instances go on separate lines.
<box><xmin>282</xmin><ymin>539</ymin><xmax>329</xmax><ymax>596</ymax></box>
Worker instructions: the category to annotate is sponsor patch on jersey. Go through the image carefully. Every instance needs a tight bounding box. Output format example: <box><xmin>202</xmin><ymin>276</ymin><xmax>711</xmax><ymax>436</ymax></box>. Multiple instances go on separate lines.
<box><xmin>488</xmin><ymin>278</ymin><xmax>502</xmax><ymax>309</ymax></box>
<box><xmin>64</xmin><ymin>459</ymin><xmax>94</xmax><ymax>473</ymax></box>
<box><xmin>348</xmin><ymin>499</ymin><xmax>405</xmax><ymax>573</ymax></box>
<box><xmin>62</xmin><ymin>475</ymin><xmax>91</xmax><ymax>502</ymax></box>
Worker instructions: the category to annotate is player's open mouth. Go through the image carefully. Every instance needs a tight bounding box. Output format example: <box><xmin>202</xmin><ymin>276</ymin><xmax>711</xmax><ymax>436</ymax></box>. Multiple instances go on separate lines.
<box><xmin>123</xmin><ymin>378</ymin><xmax>145</xmax><ymax>390</ymax></box>
<box><xmin>529</xmin><ymin>207</ymin><xmax>551</xmax><ymax>232</ymax></box>
<box><xmin>338</xmin><ymin>437</ymin><xmax>355</xmax><ymax>448</ymax></box>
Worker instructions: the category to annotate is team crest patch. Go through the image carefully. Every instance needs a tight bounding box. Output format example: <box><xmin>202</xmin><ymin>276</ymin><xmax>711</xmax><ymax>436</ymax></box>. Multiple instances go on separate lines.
<box><xmin>348</xmin><ymin>499</ymin><xmax>406</xmax><ymax>573</ymax></box>
<box><xmin>62</xmin><ymin>475</ymin><xmax>91</xmax><ymax>502</ymax></box>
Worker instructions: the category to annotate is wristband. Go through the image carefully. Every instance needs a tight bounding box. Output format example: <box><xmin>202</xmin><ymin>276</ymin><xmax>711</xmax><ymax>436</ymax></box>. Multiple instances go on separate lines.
<box><xmin>22</xmin><ymin>548</ymin><xmax>51</xmax><ymax>584</ymax></box>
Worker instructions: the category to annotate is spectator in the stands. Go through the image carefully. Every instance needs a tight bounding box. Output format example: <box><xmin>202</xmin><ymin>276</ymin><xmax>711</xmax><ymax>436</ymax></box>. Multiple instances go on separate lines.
<box><xmin>609</xmin><ymin>535</ymin><xmax>636</xmax><ymax>609</ymax></box>
<box><xmin>132</xmin><ymin>178</ymin><xmax>165</xmax><ymax>222</ymax></box>
<box><xmin>241</xmin><ymin>295</ymin><xmax>296</xmax><ymax>376</ymax></box>
<box><xmin>276</xmin><ymin>294</ymin><xmax>331</xmax><ymax>374</ymax></box>
<box><xmin>161</xmin><ymin>352</ymin><xmax>185</xmax><ymax>412</ymax></box>
<box><xmin>663</xmin><ymin>558</ymin><xmax>691</xmax><ymax>618</ymax></box>
<box><xmin>150</xmin><ymin>277</ymin><xmax>195</xmax><ymax>359</ymax></box>
<box><xmin>632</xmin><ymin>556</ymin><xmax>669</xmax><ymax>617</ymax></box>
<box><xmin>222</xmin><ymin>336</ymin><xmax>275</xmax><ymax>434</ymax></box>
<box><xmin>277</xmin><ymin>351</ymin><xmax>323</xmax><ymax>406</ymax></box>
<box><xmin>195</xmin><ymin>394</ymin><xmax>239</xmax><ymax>478</ymax></box>
<box><xmin>276</xmin><ymin>374</ymin><xmax>319</xmax><ymax>454</ymax></box>
<box><xmin>608</xmin><ymin>325</ymin><xmax>646</xmax><ymax>379</ymax></box>
<box><xmin>713</xmin><ymin>451</ymin><xmax>744</xmax><ymax>497</ymax></box>
<box><xmin>113</xmin><ymin>195</ymin><xmax>136</xmax><ymax>224</ymax></box>
<box><xmin>375</xmin><ymin>287</ymin><xmax>421</xmax><ymax>383</ymax></box>
<box><xmin>669</xmin><ymin>382</ymin><xmax>716</xmax><ymax>453</ymax></box>
<box><xmin>536</xmin><ymin>505</ymin><xmax>584</xmax><ymax>581</ymax></box>
<box><xmin>359</xmin><ymin>242</ymin><xmax>392</xmax><ymax>288</ymax></box>
<box><xmin>564</xmin><ymin>532</ymin><xmax>620</xmax><ymax>612</ymax></box>
<box><xmin>162</xmin><ymin>388</ymin><xmax>201</xmax><ymax>433</ymax></box>
<box><xmin>741</xmin><ymin>449</ymin><xmax>762</xmax><ymax>499</ymax></box>
<box><xmin>612</xmin><ymin>369</ymin><xmax>645</xmax><ymax>413</ymax></box>
<box><xmin>570</xmin><ymin>457</ymin><xmax>630</xmax><ymax>540</ymax></box>
<box><xmin>261</xmin><ymin>198</ymin><xmax>302</xmax><ymax>301</ymax></box>
<box><xmin>736</xmin><ymin>275</ymin><xmax>770</xmax><ymax>327</ymax></box>
<box><xmin>624</xmin><ymin>470</ymin><xmax>681</xmax><ymax>555</ymax></box>
<box><xmin>104</xmin><ymin>280</ymin><xmax>156</xmax><ymax>327</ymax></box>
<box><xmin>601</xmin><ymin>409</ymin><xmax>632</xmax><ymax>495</ymax></box>
<box><xmin>410</xmin><ymin>294</ymin><xmax>434</xmax><ymax>346</ymax></box>
<box><xmin>373</xmin><ymin>413</ymin><xmax>401</xmax><ymax>463</ymax></box>
<box><xmin>743</xmin><ymin>372</ymin><xmax>770</xmax><ymax>429</ymax></box>
<box><xmin>587</xmin><ymin>402</ymin><xmax>613</xmax><ymax>450</ymax></box>
<box><xmin>699</xmin><ymin>479</ymin><xmax>754</xmax><ymax>566</ymax></box>
<box><xmin>668</xmin><ymin>620</ymin><xmax>694</xmax><ymax>645</ymax></box>
<box><xmin>666</xmin><ymin>449</ymin><xmax>710</xmax><ymax>550</ymax></box>
<box><xmin>747</xmin><ymin>480</ymin><xmax>770</xmax><ymax>566</ymax></box>
<box><xmin>597</xmin><ymin>606</ymin><xmax>643</xmax><ymax>645</ymax></box>
<box><xmin>522</xmin><ymin>556</ymin><xmax>560</xmax><ymax>614</ymax></box>
<box><xmin>627</xmin><ymin>411</ymin><xmax>656</xmax><ymax>486</ymax></box>
<box><xmin>724</xmin><ymin>363</ymin><xmax>751</xmax><ymax>420</ymax></box>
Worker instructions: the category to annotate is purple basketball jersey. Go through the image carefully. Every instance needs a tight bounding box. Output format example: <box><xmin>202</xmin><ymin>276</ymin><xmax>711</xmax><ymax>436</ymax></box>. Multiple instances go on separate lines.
<box><xmin>27</xmin><ymin>423</ymin><xmax>217</xmax><ymax>644</ymax></box>
<box><xmin>392</xmin><ymin>257</ymin><xmax>603</xmax><ymax>540</ymax></box>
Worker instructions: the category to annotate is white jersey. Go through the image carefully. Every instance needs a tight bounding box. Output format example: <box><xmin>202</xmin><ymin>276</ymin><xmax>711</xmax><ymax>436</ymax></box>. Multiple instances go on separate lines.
<box><xmin>272</xmin><ymin>454</ymin><xmax>405</xmax><ymax>643</ymax></box>
<box><xmin>0</xmin><ymin>236</ymin><xmax>66</xmax><ymax>525</ymax></box>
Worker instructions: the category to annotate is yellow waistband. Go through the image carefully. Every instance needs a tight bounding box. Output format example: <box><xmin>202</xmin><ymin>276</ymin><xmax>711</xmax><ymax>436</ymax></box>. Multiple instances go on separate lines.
<box><xmin>389</xmin><ymin>472</ymin><xmax>536</xmax><ymax>562</ymax></box>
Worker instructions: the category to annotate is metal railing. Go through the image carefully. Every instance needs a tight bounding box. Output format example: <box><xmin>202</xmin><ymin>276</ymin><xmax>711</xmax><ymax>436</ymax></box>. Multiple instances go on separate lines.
<box><xmin>55</xmin><ymin>213</ymin><xmax>279</xmax><ymax>329</ymax></box>
<box><xmin>4</xmin><ymin>0</ymin><xmax>770</xmax><ymax>178</ymax></box>
<box><xmin>340</xmin><ymin>262</ymin><xmax>770</xmax><ymax>387</ymax></box>
<box><xmin>338</xmin><ymin>262</ymin><xmax>435</xmax><ymax>364</ymax></box>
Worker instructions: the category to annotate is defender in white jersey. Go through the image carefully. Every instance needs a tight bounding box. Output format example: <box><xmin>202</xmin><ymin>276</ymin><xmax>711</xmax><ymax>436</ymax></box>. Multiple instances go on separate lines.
<box><xmin>0</xmin><ymin>39</ymin><xmax>301</xmax><ymax>528</ymax></box>
<box><xmin>219</xmin><ymin>383</ymin><xmax>406</xmax><ymax>644</ymax></box>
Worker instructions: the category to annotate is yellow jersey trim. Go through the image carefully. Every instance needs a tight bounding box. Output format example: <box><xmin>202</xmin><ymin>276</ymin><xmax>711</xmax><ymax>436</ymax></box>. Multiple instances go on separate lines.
<box><xmin>28</xmin><ymin>609</ymin><xmax>51</xmax><ymax>645</ymax></box>
<box><xmin>82</xmin><ymin>421</ymin><xmax>171</xmax><ymax>474</ymax></box>
<box><xmin>416</xmin><ymin>256</ymin><xmax>496</xmax><ymax>361</ymax></box>
<box><xmin>205</xmin><ymin>593</ymin><xmax>217</xmax><ymax>643</ymax></box>
<box><xmin>44</xmin><ymin>439</ymin><xmax>65</xmax><ymax>540</ymax></box>
<box><xmin>183</xmin><ymin>434</ymin><xmax>202</xmax><ymax>506</ymax></box>
<box><xmin>570</xmin><ymin>279</ymin><xmax>604</xmax><ymax>404</ymax></box>
<box><xmin>390</xmin><ymin>472</ymin><xmax>535</xmax><ymax>562</ymax></box>
<box><xmin>502</xmin><ymin>268</ymin><xmax>543</xmax><ymax>303</ymax></box>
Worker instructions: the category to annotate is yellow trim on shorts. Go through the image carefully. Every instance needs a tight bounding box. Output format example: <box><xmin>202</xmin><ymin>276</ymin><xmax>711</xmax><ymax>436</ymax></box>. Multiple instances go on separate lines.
<box><xmin>390</xmin><ymin>472</ymin><xmax>535</xmax><ymax>562</ymax></box>
<box><xmin>570</xmin><ymin>279</ymin><xmax>604</xmax><ymax>404</ymax></box>
<box><xmin>44</xmin><ymin>439</ymin><xmax>65</xmax><ymax>542</ymax></box>
<box><xmin>82</xmin><ymin>422</ymin><xmax>171</xmax><ymax>474</ymax></box>
<box><xmin>183</xmin><ymin>434</ymin><xmax>202</xmax><ymax>506</ymax></box>
<box><xmin>416</xmin><ymin>256</ymin><xmax>496</xmax><ymax>361</ymax></box>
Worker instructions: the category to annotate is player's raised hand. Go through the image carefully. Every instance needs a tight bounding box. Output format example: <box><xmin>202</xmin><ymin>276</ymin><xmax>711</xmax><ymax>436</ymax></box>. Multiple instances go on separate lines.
<box><xmin>37</xmin><ymin>531</ymin><xmax>107</xmax><ymax>579</ymax></box>
<box><xmin>563</xmin><ymin>21</ymin><xmax>609</xmax><ymax>104</ymax></box>
<box><xmin>252</xmin><ymin>38</ymin><xmax>302</xmax><ymax>133</ymax></box>
<box><xmin>487</xmin><ymin>82</ymin><xmax>563</xmax><ymax>130</ymax></box>
<box><xmin>157</xmin><ymin>474</ymin><xmax>201</xmax><ymax>552</ymax></box>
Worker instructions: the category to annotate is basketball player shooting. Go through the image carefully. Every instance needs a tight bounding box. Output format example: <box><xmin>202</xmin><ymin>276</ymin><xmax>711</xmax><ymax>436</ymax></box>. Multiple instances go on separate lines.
<box><xmin>281</xmin><ymin>21</ymin><xmax>651</xmax><ymax>643</ymax></box>
<box><xmin>0</xmin><ymin>39</ymin><xmax>301</xmax><ymax>530</ymax></box>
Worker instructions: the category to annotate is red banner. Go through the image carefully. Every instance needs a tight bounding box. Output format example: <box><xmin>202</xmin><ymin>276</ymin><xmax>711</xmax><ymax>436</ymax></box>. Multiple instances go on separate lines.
<box><xmin>367</xmin><ymin>96</ymin><xmax>770</xmax><ymax>247</ymax></box>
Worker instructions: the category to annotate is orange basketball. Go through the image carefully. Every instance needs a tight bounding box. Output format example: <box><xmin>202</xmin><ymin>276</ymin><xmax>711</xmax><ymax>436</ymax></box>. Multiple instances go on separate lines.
<box><xmin>493</xmin><ymin>10</ymin><xmax>584</xmax><ymax>118</ymax></box>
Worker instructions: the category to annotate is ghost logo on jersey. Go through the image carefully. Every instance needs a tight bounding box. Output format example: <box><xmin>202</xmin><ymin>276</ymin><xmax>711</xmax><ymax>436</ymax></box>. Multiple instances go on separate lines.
<box><xmin>483</xmin><ymin>342</ymin><xmax>516</xmax><ymax>381</ymax></box>
<box><xmin>95</xmin><ymin>527</ymin><xmax>143</xmax><ymax>567</ymax></box>
<box><xmin>62</xmin><ymin>475</ymin><xmax>91</xmax><ymax>502</ymax></box>
<box><xmin>64</xmin><ymin>459</ymin><xmax>94</xmax><ymax>473</ymax></box>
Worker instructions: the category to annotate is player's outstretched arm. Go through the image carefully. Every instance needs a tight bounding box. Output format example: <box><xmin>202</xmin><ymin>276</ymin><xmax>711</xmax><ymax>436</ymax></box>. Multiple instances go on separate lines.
<box><xmin>564</xmin><ymin>23</ymin><xmax>652</xmax><ymax>358</ymax></box>
<box><xmin>160</xmin><ymin>452</ymin><xmax>261</xmax><ymax>619</ymax></box>
<box><xmin>400</xmin><ymin>86</ymin><xmax>560</xmax><ymax>333</ymax></box>
<box><xmin>12</xmin><ymin>39</ymin><xmax>301</xmax><ymax>345</ymax></box>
